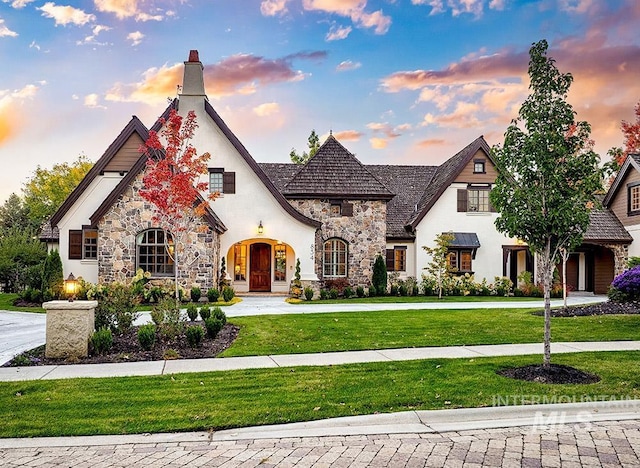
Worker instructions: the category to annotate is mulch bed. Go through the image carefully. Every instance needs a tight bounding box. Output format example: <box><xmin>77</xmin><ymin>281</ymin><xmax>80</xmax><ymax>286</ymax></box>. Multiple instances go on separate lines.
<box><xmin>545</xmin><ymin>300</ymin><xmax>640</xmax><ymax>317</ymax></box>
<box><xmin>3</xmin><ymin>321</ymin><xmax>239</xmax><ymax>367</ymax></box>
<box><xmin>497</xmin><ymin>364</ymin><xmax>601</xmax><ymax>384</ymax></box>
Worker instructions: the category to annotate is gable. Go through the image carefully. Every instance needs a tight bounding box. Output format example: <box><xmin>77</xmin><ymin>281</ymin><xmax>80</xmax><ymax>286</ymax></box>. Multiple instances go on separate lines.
<box><xmin>607</xmin><ymin>160</ymin><xmax>640</xmax><ymax>227</ymax></box>
<box><xmin>453</xmin><ymin>149</ymin><xmax>498</xmax><ymax>184</ymax></box>
<box><xmin>102</xmin><ymin>133</ymin><xmax>145</xmax><ymax>173</ymax></box>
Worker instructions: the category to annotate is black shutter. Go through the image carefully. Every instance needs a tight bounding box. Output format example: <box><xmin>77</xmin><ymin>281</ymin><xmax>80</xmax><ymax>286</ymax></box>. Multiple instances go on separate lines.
<box><xmin>69</xmin><ymin>230</ymin><xmax>82</xmax><ymax>259</ymax></box>
<box><xmin>341</xmin><ymin>202</ymin><xmax>353</xmax><ymax>217</ymax></box>
<box><xmin>223</xmin><ymin>172</ymin><xmax>236</xmax><ymax>194</ymax></box>
<box><xmin>457</xmin><ymin>189</ymin><xmax>468</xmax><ymax>212</ymax></box>
<box><xmin>386</xmin><ymin>249</ymin><xmax>395</xmax><ymax>271</ymax></box>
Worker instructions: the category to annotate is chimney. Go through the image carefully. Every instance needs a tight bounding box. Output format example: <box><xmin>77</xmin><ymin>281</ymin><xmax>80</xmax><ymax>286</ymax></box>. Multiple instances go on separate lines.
<box><xmin>180</xmin><ymin>49</ymin><xmax>206</xmax><ymax>97</ymax></box>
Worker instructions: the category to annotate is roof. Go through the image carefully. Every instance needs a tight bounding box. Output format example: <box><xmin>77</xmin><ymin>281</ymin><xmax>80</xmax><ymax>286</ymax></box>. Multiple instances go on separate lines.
<box><xmin>406</xmin><ymin>136</ymin><xmax>492</xmax><ymax>230</ymax></box>
<box><xmin>583</xmin><ymin>208</ymin><xmax>632</xmax><ymax>244</ymax></box>
<box><xmin>281</xmin><ymin>135</ymin><xmax>395</xmax><ymax>200</ymax></box>
<box><xmin>449</xmin><ymin>232</ymin><xmax>481</xmax><ymax>249</ymax></box>
<box><xmin>603</xmin><ymin>153</ymin><xmax>640</xmax><ymax>207</ymax></box>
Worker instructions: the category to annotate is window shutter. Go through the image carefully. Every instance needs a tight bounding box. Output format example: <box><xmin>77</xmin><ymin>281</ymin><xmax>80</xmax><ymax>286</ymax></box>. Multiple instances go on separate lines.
<box><xmin>386</xmin><ymin>249</ymin><xmax>395</xmax><ymax>271</ymax></box>
<box><xmin>223</xmin><ymin>172</ymin><xmax>236</xmax><ymax>194</ymax></box>
<box><xmin>69</xmin><ymin>230</ymin><xmax>82</xmax><ymax>259</ymax></box>
<box><xmin>341</xmin><ymin>202</ymin><xmax>353</xmax><ymax>217</ymax></box>
<box><xmin>457</xmin><ymin>189</ymin><xmax>468</xmax><ymax>212</ymax></box>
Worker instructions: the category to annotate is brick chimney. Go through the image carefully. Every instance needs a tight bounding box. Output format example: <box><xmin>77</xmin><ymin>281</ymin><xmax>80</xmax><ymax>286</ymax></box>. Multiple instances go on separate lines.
<box><xmin>180</xmin><ymin>49</ymin><xmax>206</xmax><ymax>97</ymax></box>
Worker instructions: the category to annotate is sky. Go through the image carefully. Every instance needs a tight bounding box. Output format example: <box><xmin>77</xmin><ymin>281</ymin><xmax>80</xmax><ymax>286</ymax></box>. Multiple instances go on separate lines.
<box><xmin>0</xmin><ymin>0</ymin><xmax>639</xmax><ymax>204</ymax></box>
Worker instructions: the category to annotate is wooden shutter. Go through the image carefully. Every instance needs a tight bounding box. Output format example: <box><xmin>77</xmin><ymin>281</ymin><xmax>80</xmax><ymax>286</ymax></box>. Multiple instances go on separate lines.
<box><xmin>386</xmin><ymin>249</ymin><xmax>395</xmax><ymax>271</ymax></box>
<box><xmin>341</xmin><ymin>202</ymin><xmax>353</xmax><ymax>217</ymax></box>
<box><xmin>223</xmin><ymin>172</ymin><xmax>236</xmax><ymax>194</ymax></box>
<box><xmin>457</xmin><ymin>189</ymin><xmax>468</xmax><ymax>212</ymax></box>
<box><xmin>69</xmin><ymin>230</ymin><xmax>82</xmax><ymax>259</ymax></box>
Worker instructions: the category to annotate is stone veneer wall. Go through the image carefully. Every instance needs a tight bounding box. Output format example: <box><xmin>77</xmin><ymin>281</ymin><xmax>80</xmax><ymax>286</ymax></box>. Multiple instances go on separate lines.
<box><xmin>98</xmin><ymin>173</ymin><xmax>219</xmax><ymax>290</ymax></box>
<box><xmin>606</xmin><ymin>243</ymin><xmax>629</xmax><ymax>277</ymax></box>
<box><xmin>288</xmin><ymin>199</ymin><xmax>387</xmax><ymax>287</ymax></box>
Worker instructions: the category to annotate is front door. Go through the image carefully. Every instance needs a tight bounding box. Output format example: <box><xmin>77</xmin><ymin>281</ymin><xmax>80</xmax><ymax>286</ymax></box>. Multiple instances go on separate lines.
<box><xmin>250</xmin><ymin>243</ymin><xmax>271</xmax><ymax>292</ymax></box>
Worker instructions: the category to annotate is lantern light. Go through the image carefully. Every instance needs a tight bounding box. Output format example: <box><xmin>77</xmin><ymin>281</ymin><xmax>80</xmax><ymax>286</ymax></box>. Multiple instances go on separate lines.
<box><xmin>64</xmin><ymin>273</ymin><xmax>79</xmax><ymax>302</ymax></box>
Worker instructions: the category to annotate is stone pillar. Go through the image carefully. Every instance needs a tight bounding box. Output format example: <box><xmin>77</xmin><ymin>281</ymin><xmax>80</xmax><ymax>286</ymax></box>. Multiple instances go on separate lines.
<box><xmin>43</xmin><ymin>300</ymin><xmax>98</xmax><ymax>359</ymax></box>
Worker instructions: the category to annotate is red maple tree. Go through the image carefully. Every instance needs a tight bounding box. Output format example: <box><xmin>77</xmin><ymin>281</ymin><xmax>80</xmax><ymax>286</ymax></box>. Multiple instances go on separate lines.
<box><xmin>608</xmin><ymin>102</ymin><xmax>640</xmax><ymax>175</ymax></box>
<box><xmin>139</xmin><ymin>109</ymin><xmax>215</xmax><ymax>302</ymax></box>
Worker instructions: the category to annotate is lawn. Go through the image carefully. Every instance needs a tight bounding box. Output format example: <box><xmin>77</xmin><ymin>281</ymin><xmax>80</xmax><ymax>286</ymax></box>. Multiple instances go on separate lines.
<box><xmin>0</xmin><ymin>294</ymin><xmax>44</xmax><ymax>313</ymax></box>
<box><xmin>1</xmin><ymin>351</ymin><xmax>638</xmax><ymax>438</ymax></box>
<box><xmin>292</xmin><ymin>295</ymin><xmax>541</xmax><ymax>304</ymax></box>
<box><xmin>222</xmin><ymin>308</ymin><xmax>640</xmax><ymax>356</ymax></box>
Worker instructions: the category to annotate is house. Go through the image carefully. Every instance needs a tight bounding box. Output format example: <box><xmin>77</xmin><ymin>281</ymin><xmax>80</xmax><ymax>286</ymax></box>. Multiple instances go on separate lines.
<box><xmin>41</xmin><ymin>50</ymin><xmax>633</xmax><ymax>295</ymax></box>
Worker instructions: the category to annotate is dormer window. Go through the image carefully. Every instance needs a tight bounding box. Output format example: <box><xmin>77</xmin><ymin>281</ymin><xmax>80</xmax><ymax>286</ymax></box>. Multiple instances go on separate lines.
<box><xmin>473</xmin><ymin>159</ymin><xmax>486</xmax><ymax>174</ymax></box>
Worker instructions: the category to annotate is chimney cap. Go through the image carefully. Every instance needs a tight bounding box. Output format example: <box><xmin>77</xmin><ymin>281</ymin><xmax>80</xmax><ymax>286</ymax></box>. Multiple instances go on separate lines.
<box><xmin>188</xmin><ymin>50</ymin><xmax>200</xmax><ymax>62</ymax></box>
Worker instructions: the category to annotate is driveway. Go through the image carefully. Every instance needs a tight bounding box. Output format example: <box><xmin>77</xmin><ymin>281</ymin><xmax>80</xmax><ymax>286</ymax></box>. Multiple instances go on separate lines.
<box><xmin>0</xmin><ymin>311</ymin><xmax>46</xmax><ymax>365</ymax></box>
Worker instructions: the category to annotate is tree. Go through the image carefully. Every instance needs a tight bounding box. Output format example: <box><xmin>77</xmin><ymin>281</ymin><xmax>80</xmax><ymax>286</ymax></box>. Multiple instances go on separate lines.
<box><xmin>422</xmin><ymin>232</ymin><xmax>455</xmax><ymax>300</ymax></box>
<box><xmin>490</xmin><ymin>40</ymin><xmax>603</xmax><ymax>367</ymax></box>
<box><xmin>0</xmin><ymin>228</ymin><xmax>47</xmax><ymax>292</ymax></box>
<box><xmin>41</xmin><ymin>249</ymin><xmax>63</xmax><ymax>299</ymax></box>
<box><xmin>290</xmin><ymin>130</ymin><xmax>320</xmax><ymax>164</ymax></box>
<box><xmin>139</xmin><ymin>109</ymin><xmax>215</xmax><ymax>304</ymax></box>
<box><xmin>22</xmin><ymin>155</ymin><xmax>93</xmax><ymax>227</ymax></box>
<box><xmin>605</xmin><ymin>102</ymin><xmax>640</xmax><ymax>179</ymax></box>
<box><xmin>371</xmin><ymin>254</ymin><xmax>388</xmax><ymax>295</ymax></box>
<box><xmin>0</xmin><ymin>193</ymin><xmax>32</xmax><ymax>235</ymax></box>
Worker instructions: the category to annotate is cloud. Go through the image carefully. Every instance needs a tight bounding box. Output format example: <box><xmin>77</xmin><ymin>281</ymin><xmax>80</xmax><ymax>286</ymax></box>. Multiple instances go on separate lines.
<box><xmin>2</xmin><ymin>0</ymin><xmax>35</xmax><ymax>8</ymax></box>
<box><xmin>370</xmin><ymin>137</ymin><xmax>388</xmax><ymax>149</ymax></box>
<box><xmin>367</xmin><ymin>121</ymin><xmax>406</xmax><ymax>139</ymax></box>
<box><xmin>303</xmin><ymin>0</ymin><xmax>392</xmax><ymax>34</ymax></box>
<box><xmin>416</xmin><ymin>138</ymin><xmax>446</xmax><ymax>148</ymax></box>
<box><xmin>412</xmin><ymin>0</ymin><xmax>503</xmax><ymax>17</ymax></box>
<box><xmin>253</xmin><ymin>102</ymin><xmax>280</xmax><ymax>116</ymax></box>
<box><xmin>326</xmin><ymin>24</ymin><xmax>352</xmax><ymax>41</ymax></box>
<box><xmin>260</xmin><ymin>0</ymin><xmax>290</xmax><ymax>16</ymax></box>
<box><xmin>0</xmin><ymin>18</ymin><xmax>18</xmax><ymax>37</ymax></box>
<box><xmin>336</xmin><ymin>60</ymin><xmax>361</xmax><ymax>71</ymax></box>
<box><xmin>105</xmin><ymin>52</ymin><xmax>327</xmax><ymax>104</ymax></box>
<box><xmin>94</xmin><ymin>0</ymin><xmax>164</xmax><ymax>21</ymax></box>
<box><xmin>84</xmin><ymin>93</ymin><xmax>106</xmax><ymax>109</ymax></box>
<box><xmin>38</xmin><ymin>2</ymin><xmax>96</xmax><ymax>26</ymax></box>
<box><xmin>333</xmin><ymin>130</ymin><xmax>362</xmax><ymax>141</ymax></box>
<box><xmin>0</xmin><ymin>83</ymin><xmax>42</xmax><ymax>145</ymax></box>
<box><xmin>127</xmin><ymin>30</ymin><xmax>144</xmax><ymax>45</ymax></box>
<box><xmin>77</xmin><ymin>24</ymin><xmax>111</xmax><ymax>45</ymax></box>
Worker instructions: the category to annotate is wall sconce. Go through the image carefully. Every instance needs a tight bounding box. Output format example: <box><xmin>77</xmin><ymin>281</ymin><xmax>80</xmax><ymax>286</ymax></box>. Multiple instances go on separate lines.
<box><xmin>258</xmin><ymin>220</ymin><xmax>264</xmax><ymax>234</ymax></box>
<box><xmin>64</xmin><ymin>273</ymin><xmax>79</xmax><ymax>302</ymax></box>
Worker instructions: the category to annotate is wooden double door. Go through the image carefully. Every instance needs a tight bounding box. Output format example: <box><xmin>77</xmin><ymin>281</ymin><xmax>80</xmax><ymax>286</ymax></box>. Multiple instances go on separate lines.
<box><xmin>249</xmin><ymin>243</ymin><xmax>271</xmax><ymax>292</ymax></box>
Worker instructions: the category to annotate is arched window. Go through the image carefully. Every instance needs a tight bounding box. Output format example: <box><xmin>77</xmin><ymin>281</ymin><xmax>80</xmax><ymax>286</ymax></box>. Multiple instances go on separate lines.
<box><xmin>136</xmin><ymin>229</ymin><xmax>174</xmax><ymax>276</ymax></box>
<box><xmin>323</xmin><ymin>238</ymin><xmax>347</xmax><ymax>278</ymax></box>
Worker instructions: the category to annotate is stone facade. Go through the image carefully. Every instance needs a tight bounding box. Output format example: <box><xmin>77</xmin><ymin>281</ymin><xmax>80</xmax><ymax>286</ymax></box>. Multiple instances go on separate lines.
<box><xmin>288</xmin><ymin>199</ymin><xmax>387</xmax><ymax>287</ymax></box>
<box><xmin>606</xmin><ymin>243</ymin><xmax>629</xmax><ymax>277</ymax></box>
<box><xmin>97</xmin><ymin>173</ymin><xmax>220</xmax><ymax>291</ymax></box>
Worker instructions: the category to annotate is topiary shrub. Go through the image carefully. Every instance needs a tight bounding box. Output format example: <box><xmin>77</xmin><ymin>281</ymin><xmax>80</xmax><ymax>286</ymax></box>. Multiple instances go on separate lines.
<box><xmin>372</xmin><ymin>254</ymin><xmax>387</xmax><ymax>295</ymax></box>
<box><xmin>329</xmin><ymin>288</ymin><xmax>339</xmax><ymax>299</ymax></box>
<box><xmin>199</xmin><ymin>305</ymin><xmax>211</xmax><ymax>321</ymax></box>
<box><xmin>207</xmin><ymin>288</ymin><xmax>220</xmax><ymax>303</ymax></box>
<box><xmin>186</xmin><ymin>303</ymin><xmax>199</xmax><ymax>321</ymax></box>
<box><xmin>319</xmin><ymin>289</ymin><xmax>328</xmax><ymax>300</ymax></box>
<box><xmin>343</xmin><ymin>286</ymin><xmax>353</xmax><ymax>299</ymax></box>
<box><xmin>609</xmin><ymin>266</ymin><xmax>640</xmax><ymax>302</ymax></box>
<box><xmin>186</xmin><ymin>325</ymin><xmax>205</xmax><ymax>348</ymax></box>
<box><xmin>137</xmin><ymin>324</ymin><xmax>156</xmax><ymax>351</ymax></box>
<box><xmin>212</xmin><ymin>306</ymin><xmax>227</xmax><ymax>325</ymax></box>
<box><xmin>304</xmin><ymin>286</ymin><xmax>314</xmax><ymax>301</ymax></box>
<box><xmin>190</xmin><ymin>286</ymin><xmax>201</xmax><ymax>303</ymax></box>
<box><xmin>222</xmin><ymin>286</ymin><xmax>235</xmax><ymax>302</ymax></box>
<box><xmin>204</xmin><ymin>317</ymin><xmax>223</xmax><ymax>338</ymax></box>
<box><xmin>90</xmin><ymin>327</ymin><xmax>113</xmax><ymax>355</ymax></box>
<box><xmin>368</xmin><ymin>285</ymin><xmax>377</xmax><ymax>297</ymax></box>
<box><xmin>390</xmin><ymin>284</ymin><xmax>399</xmax><ymax>296</ymax></box>
<box><xmin>356</xmin><ymin>286</ymin><xmax>365</xmax><ymax>298</ymax></box>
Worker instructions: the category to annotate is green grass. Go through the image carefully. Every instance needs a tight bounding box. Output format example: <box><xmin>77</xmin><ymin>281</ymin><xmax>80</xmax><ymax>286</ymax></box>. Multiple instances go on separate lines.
<box><xmin>1</xmin><ymin>351</ymin><xmax>638</xmax><ymax>438</ymax></box>
<box><xmin>294</xmin><ymin>295</ymin><xmax>541</xmax><ymax>305</ymax></box>
<box><xmin>223</xmin><ymin>308</ymin><xmax>640</xmax><ymax>356</ymax></box>
<box><xmin>0</xmin><ymin>294</ymin><xmax>44</xmax><ymax>313</ymax></box>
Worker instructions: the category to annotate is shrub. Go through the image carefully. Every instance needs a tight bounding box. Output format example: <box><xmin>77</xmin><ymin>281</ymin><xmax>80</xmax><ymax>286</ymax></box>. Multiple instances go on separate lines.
<box><xmin>607</xmin><ymin>286</ymin><xmax>629</xmax><ymax>303</ymax></box>
<box><xmin>356</xmin><ymin>286</ymin><xmax>365</xmax><ymax>298</ymax></box>
<box><xmin>41</xmin><ymin>249</ymin><xmax>64</xmax><ymax>299</ymax></box>
<box><xmin>204</xmin><ymin>317</ymin><xmax>223</xmax><ymax>338</ymax></box>
<box><xmin>304</xmin><ymin>286</ymin><xmax>314</xmax><ymax>301</ymax></box>
<box><xmin>399</xmin><ymin>284</ymin><xmax>408</xmax><ymax>296</ymax></box>
<box><xmin>390</xmin><ymin>284</ymin><xmax>399</xmax><ymax>296</ymax></box>
<box><xmin>186</xmin><ymin>325</ymin><xmax>205</xmax><ymax>348</ymax></box>
<box><xmin>343</xmin><ymin>286</ymin><xmax>353</xmax><ymax>299</ymax></box>
<box><xmin>493</xmin><ymin>276</ymin><xmax>513</xmax><ymax>296</ymax></box>
<box><xmin>163</xmin><ymin>349</ymin><xmax>179</xmax><ymax>360</ymax></box>
<box><xmin>212</xmin><ymin>306</ymin><xmax>227</xmax><ymax>325</ymax></box>
<box><xmin>186</xmin><ymin>303</ymin><xmax>199</xmax><ymax>321</ymax></box>
<box><xmin>372</xmin><ymin>255</ymin><xmax>387</xmax><ymax>295</ymax></box>
<box><xmin>628</xmin><ymin>257</ymin><xmax>640</xmax><ymax>269</ymax></box>
<box><xmin>199</xmin><ymin>306</ymin><xmax>211</xmax><ymax>321</ymax></box>
<box><xmin>324</xmin><ymin>278</ymin><xmax>349</xmax><ymax>294</ymax></box>
<box><xmin>319</xmin><ymin>289</ymin><xmax>328</xmax><ymax>300</ymax></box>
<box><xmin>90</xmin><ymin>327</ymin><xmax>113</xmax><ymax>355</ymax></box>
<box><xmin>137</xmin><ymin>324</ymin><xmax>156</xmax><ymax>351</ymax></box>
<box><xmin>207</xmin><ymin>288</ymin><xmax>220</xmax><ymax>303</ymax></box>
<box><xmin>93</xmin><ymin>282</ymin><xmax>140</xmax><ymax>333</ymax></box>
<box><xmin>610</xmin><ymin>265</ymin><xmax>640</xmax><ymax>301</ymax></box>
<box><xmin>222</xmin><ymin>286</ymin><xmax>235</xmax><ymax>302</ymax></box>
<box><xmin>190</xmin><ymin>286</ymin><xmax>201</xmax><ymax>303</ymax></box>
<box><xmin>150</xmin><ymin>307</ymin><xmax>165</xmax><ymax>326</ymax></box>
<box><xmin>329</xmin><ymin>288</ymin><xmax>339</xmax><ymax>299</ymax></box>
<box><xmin>368</xmin><ymin>285</ymin><xmax>377</xmax><ymax>297</ymax></box>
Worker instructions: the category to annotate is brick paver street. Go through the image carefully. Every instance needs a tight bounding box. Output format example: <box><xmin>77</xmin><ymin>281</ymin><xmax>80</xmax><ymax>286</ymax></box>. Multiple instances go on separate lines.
<box><xmin>2</xmin><ymin>419</ymin><xmax>639</xmax><ymax>467</ymax></box>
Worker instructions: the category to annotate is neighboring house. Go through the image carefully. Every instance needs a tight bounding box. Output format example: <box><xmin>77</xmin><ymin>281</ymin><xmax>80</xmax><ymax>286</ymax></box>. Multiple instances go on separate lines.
<box><xmin>41</xmin><ymin>50</ymin><xmax>633</xmax><ymax>295</ymax></box>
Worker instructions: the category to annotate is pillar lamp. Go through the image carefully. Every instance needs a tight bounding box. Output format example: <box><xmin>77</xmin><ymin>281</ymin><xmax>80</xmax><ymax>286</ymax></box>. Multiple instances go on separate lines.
<box><xmin>64</xmin><ymin>272</ymin><xmax>79</xmax><ymax>302</ymax></box>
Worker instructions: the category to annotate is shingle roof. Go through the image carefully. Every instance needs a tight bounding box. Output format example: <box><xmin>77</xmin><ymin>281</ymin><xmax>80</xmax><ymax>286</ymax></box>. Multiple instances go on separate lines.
<box><xmin>368</xmin><ymin>165</ymin><xmax>437</xmax><ymax>239</ymax></box>
<box><xmin>449</xmin><ymin>232</ymin><xmax>481</xmax><ymax>248</ymax></box>
<box><xmin>583</xmin><ymin>209</ymin><xmax>632</xmax><ymax>244</ymax></box>
<box><xmin>281</xmin><ymin>135</ymin><xmax>394</xmax><ymax>200</ymax></box>
<box><xmin>259</xmin><ymin>163</ymin><xmax>301</xmax><ymax>192</ymax></box>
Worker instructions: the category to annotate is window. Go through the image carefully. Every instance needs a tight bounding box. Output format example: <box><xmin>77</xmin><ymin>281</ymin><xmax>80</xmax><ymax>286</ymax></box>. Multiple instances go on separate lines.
<box><xmin>330</xmin><ymin>203</ymin><xmax>341</xmax><ymax>216</ymax></box>
<box><xmin>448</xmin><ymin>249</ymin><xmax>473</xmax><ymax>273</ymax></box>
<box><xmin>468</xmin><ymin>189</ymin><xmax>490</xmax><ymax>212</ymax></box>
<box><xmin>136</xmin><ymin>229</ymin><xmax>174</xmax><ymax>276</ymax></box>
<box><xmin>209</xmin><ymin>168</ymin><xmax>236</xmax><ymax>194</ymax></box>
<box><xmin>83</xmin><ymin>229</ymin><xmax>98</xmax><ymax>260</ymax></box>
<box><xmin>323</xmin><ymin>239</ymin><xmax>347</xmax><ymax>277</ymax></box>
<box><xmin>234</xmin><ymin>244</ymin><xmax>247</xmax><ymax>281</ymax></box>
<box><xmin>386</xmin><ymin>247</ymin><xmax>407</xmax><ymax>272</ymax></box>
<box><xmin>473</xmin><ymin>159</ymin><xmax>486</xmax><ymax>173</ymax></box>
<box><xmin>274</xmin><ymin>244</ymin><xmax>286</xmax><ymax>281</ymax></box>
<box><xmin>69</xmin><ymin>228</ymin><xmax>97</xmax><ymax>260</ymax></box>
<box><xmin>629</xmin><ymin>184</ymin><xmax>640</xmax><ymax>215</ymax></box>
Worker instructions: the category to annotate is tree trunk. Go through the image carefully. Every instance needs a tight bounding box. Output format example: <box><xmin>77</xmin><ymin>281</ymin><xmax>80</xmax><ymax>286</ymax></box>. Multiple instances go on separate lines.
<box><xmin>543</xmin><ymin>239</ymin><xmax>553</xmax><ymax>367</ymax></box>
